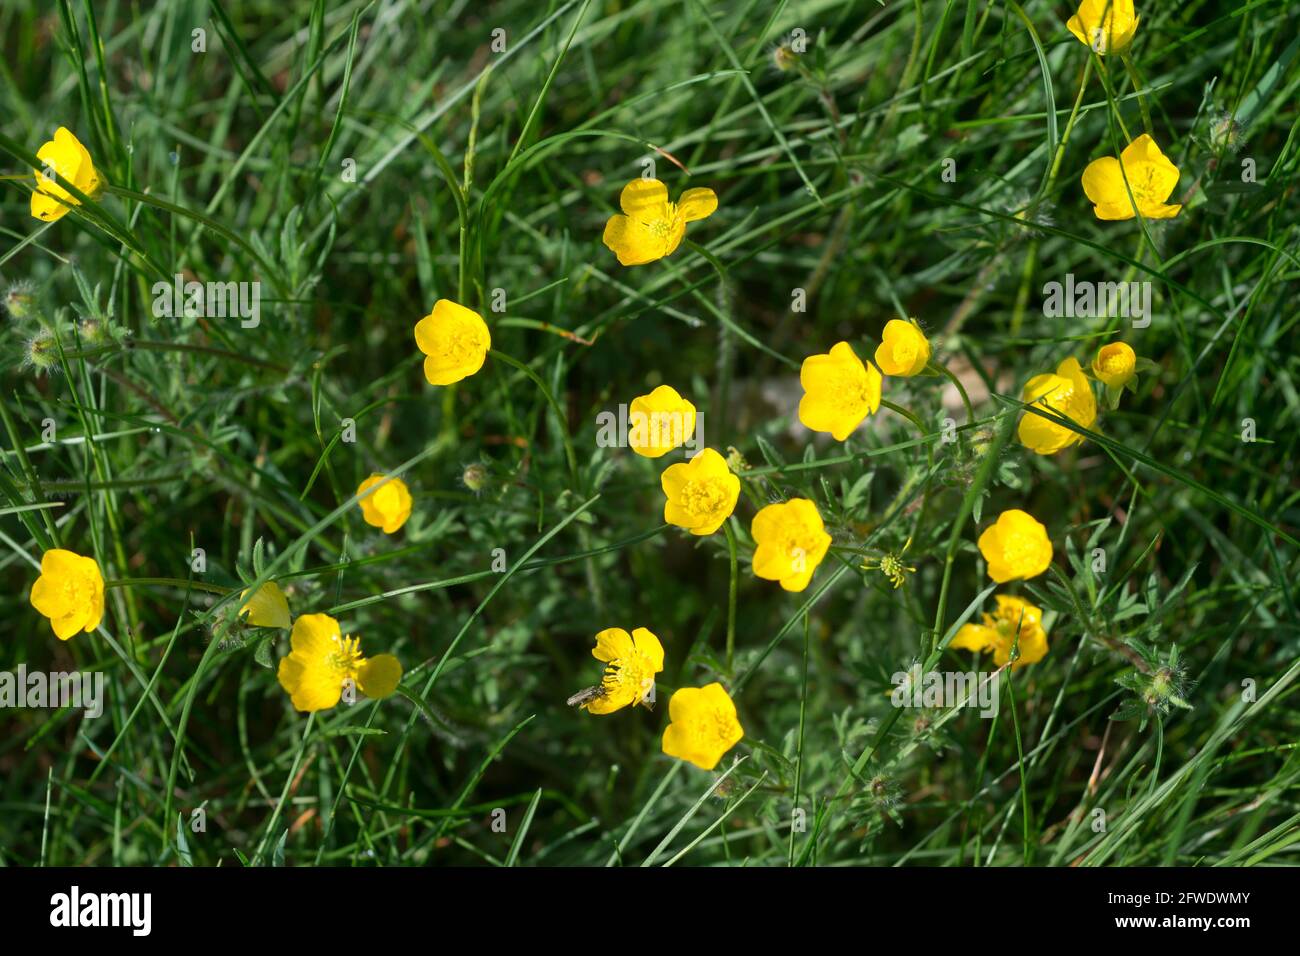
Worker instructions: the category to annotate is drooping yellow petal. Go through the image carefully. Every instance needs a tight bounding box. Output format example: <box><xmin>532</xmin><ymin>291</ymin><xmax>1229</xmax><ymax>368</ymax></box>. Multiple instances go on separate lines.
<box><xmin>240</xmin><ymin>581</ymin><xmax>291</xmax><ymax>628</ymax></box>
<box><xmin>677</xmin><ymin>187</ymin><xmax>718</xmax><ymax>222</ymax></box>
<box><xmin>356</xmin><ymin>654</ymin><xmax>403</xmax><ymax>699</ymax></box>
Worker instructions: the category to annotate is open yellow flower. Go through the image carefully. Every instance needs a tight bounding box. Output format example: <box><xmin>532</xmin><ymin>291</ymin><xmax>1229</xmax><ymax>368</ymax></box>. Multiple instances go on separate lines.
<box><xmin>31</xmin><ymin>127</ymin><xmax>103</xmax><ymax>222</ymax></box>
<box><xmin>1081</xmin><ymin>134</ymin><xmax>1181</xmax><ymax>221</ymax></box>
<box><xmin>799</xmin><ymin>341</ymin><xmax>882</xmax><ymax>441</ymax></box>
<box><xmin>662</xmin><ymin>683</ymin><xmax>744</xmax><ymax>770</ymax></box>
<box><xmin>1066</xmin><ymin>0</ymin><xmax>1139</xmax><ymax>54</ymax></box>
<box><xmin>30</xmin><ymin>548</ymin><xmax>104</xmax><ymax>640</ymax></box>
<box><xmin>875</xmin><ymin>318</ymin><xmax>931</xmax><ymax>377</ymax></box>
<box><xmin>414</xmin><ymin>299</ymin><xmax>491</xmax><ymax>386</ymax></box>
<box><xmin>629</xmin><ymin>384</ymin><xmax>696</xmax><ymax>458</ymax></box>
<box><xmin>357</xmin><ymin>474</ymin><xmax>413</xmax><ymax>533</ymax></box>
<box><xmin>582</xmin><ymin>627</ymin><xmax>665</xmax><ymax>715</ymax></box>
<box><xmin>978</xmin><ymin>509</ymin><xmax>1053</xmax><ymax>583</ymax></box>
<box><xmin>602</xmin><ymin>178</ymin><xmax>717</xmax><ymax>266</ymax></box>
<box><xmin>661</xmin><ymin>448</ymin><xmax>740</xmax><ymax>536</ymax></box>
<box><xmin>951</xmin><ymin>595</ymin><xmax>1049</xmax><ymax>668</ymax></box>
<box><xmin>1092</xmin><ymin>342</ymin><xmax>1136</xmax><ymax>389</ymax></box>
<box><xmin>277</xmin><ymin>613</ymin><xmax>402</xmax><ymax>712</ymax></box>
<box><xmin>240</xmin><ymin>582</ymin><xmax>291</xmax><ymax>629</ymax></box>
<box><xmin>1018</xmin><ymin>357</ymin><xmax>1097</xmax><ymax>455</ymax></box>
<box><xmin>751</xmin><ymin>498</ymin><xmax>832</xmax><ymax>592</ymax></box>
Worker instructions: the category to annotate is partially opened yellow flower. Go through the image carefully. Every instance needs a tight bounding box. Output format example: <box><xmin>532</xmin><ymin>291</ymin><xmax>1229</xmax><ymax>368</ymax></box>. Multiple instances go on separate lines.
<box><xmin>414</xmin><ymin>299</ymin><xmax>491</xmax><ymax>386</ymax></box>
<box><xmin>30</xmin><ymin>548</ymin><xmax>104</xmax><ymax>640</ymax></box>
<box><xmin>240</xmin><ymin>582</ymin><xmax>291</xmax><ymax>629</ymax></box>
<box><xmin>951</xmin><ymin>595</ymin><xmax>1049</xmax><ymax>668</ymax></box>
<box><xmin>1066</xmin><ymin>0</ymin><xmax>1139</xmax><ymax>54</ymax></box>
<box><xmin>1018</xmin><ymin>357</ymin><xmax>1097</xmax><ymax>455</ymax></box>
<box><xmin>875</xmin><ymin>319</ymin><xmax>931</xmax><ymax>377</ymax></box>
<box><xmin>662</xmin><ymin>683</ymin><xmax>745</xmax><ymax>770</ymax></box>
<box><xmin>978</xmin><ymin>510</ymin><xmax>1053</xmax><ymax>583</ymax></box>
<box><xmin>629</xmin><ymin>384</ymin><xmax>696</xmax><ymax>458</ymax></box>
<box><xmin>1081</xmin><ymin>134</ymin><xmax>1181</xmax><ymax>221</ymax></box>
<box><xmin>602</xmin><ymin>178</ymin><xmax>717</xmax><ymax>266</ymax></box>
<box><xmin>31</xmin><ymin>127</ymin><xmax>103</xmax><ymax>222</ymax></box>
<box><xmin>276</xmin><ymin>613</ymin><xmax>402</xmax><ymax>712</ymax></box>
<box><xmin>751</xmin><ymin>498</ymin><xmax>832</xmax><ymax>592</ymax></box>
<box><xmin>661</xmin><ymin>448</ymin><xmax>740</xmax><ymax>536</ymax></box>
<box><xmin>357</xmin><ymin>474</ymin><xmax>412</xmax><ymax>533</ymax></box>
<box><xmin>799</xmin><ymin>342</ymin><xmax>882</xmax><ymax>440</ymax></box>
<box><xmin>582</xmin><ymin>627</ymin><xmax>665</xmax><ymax>715</ymax></box>
<box><xmin>1092</xmin><ymin>342</ymin><xmax>1136</xmax><ymax>389</ymax></box>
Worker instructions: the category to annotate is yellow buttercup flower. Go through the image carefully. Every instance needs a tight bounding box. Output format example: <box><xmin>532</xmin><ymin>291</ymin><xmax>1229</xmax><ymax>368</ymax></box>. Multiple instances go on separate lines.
<box><xmin>661</xmin><ymin>448</ymin><xmax>740</xmax><ymax>536</ymax></box>
<box><xmin>30</xmin><ymin>548</ymin><xmax>104</xmax><ymax>640</ymax></box>
<box><xmin>799</xmin><ymin>341</ymin><xmax>882</xmax><ymax>441</ymax></box>
<box><xmin>951</xmin><ymin>595</ymin><xmax>1049</xmax><ymax>668</ymax></box>
<box><xmin>1066</xmin><ymin>0</ymin><xmax>1139</xmax><ymax>54</ymax></box>
<box><xmin>581</xmin><ymin>627</ymin><xmax>665</xmax><ymax>715</ymax></box>
<box><xmin>978</xmin><ymin>509</ymin><xmax>1053</xmax><ymax>583</ymax></box>
<box><xmin>240</xmin><ymin>582</ymin><xmax>291</xmax><ymax>629</ymax></box>
<box><xmin>751</xmin><ymin>498</ymin><xmax>832</xmax><ymax>592</ymax></box>
<box><xmin>357</xmin><ymin>473</ymin><xmax>413</xmax><ymax>533</ymax></box>
<box><xmin>31</xmin><ymin>127</ymin><xmax>103</xmax><ymax>222</ymax></box>
<box><xmin>874</xmin><ymin>318</ymin><xmax>931</xmax><ymax>377</ymax></box>
<box><xmin>1081</xmin><ymin>134</ymin><xmax>1181</xmax><ymax>221</ymax></box>
<box><xmin>662</xmin><ymin>682</ymin><xmax>744</xmax><ymax>770</ymax></box>
<box><xmin>602</xmin><ymin>178</ymin><xmax>717</xmax><ymax>266</ymax></box>
<box><xmin>414</xmin><ymin>299</ymin><xmax>491</xmax><ymax>386</ymax></box>
<box><xmin>1092</xmin><ymin>342</ymin><xmax>1136</xmax><ymax>389</ymax></box>
<box><xmin>629</xmin><ymin>384</ymin><xmax>696</xmax><ymax>458</ymax></box>
<box><xmin>1018</xmin><ymin>357</ymin><xmax>1097</xmax><ymax>455</ymax></box>
<box><xmin>276</xmin><ymin>613</ymin><xmax>402</xmax><ymax>712</ymax></box>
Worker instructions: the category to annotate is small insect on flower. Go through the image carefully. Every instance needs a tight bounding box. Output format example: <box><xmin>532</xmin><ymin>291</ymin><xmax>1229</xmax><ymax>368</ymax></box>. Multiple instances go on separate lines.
<box><xmin>239</xmin><ymin>581</ymin><xmax>291</xmax><ymax>629</ymax></box>
<box><xmin>798</xmin><ymin>341</ymin><xmax>882</xmax><ymax>441</ymax></box>
<box><xmin>977</xmin><ymin>510</ymin><xmax>1053</xmax><ymax>583</ymax></box>
<box><xmin>1017</xmin><ymin>357</ymin><xmax>1097</xmax><ymax>455</ymax></box>
<box><xmin>414</xmin><ymin>299</ymin><xmax>491</xmax><ymax>386</ymax></box>
<box><xmin>628</xmin><ymin>384</ymin><xmax>697</xmax><ymax>458</ymax></box>
<box><xmin>951</xmin><ymin>594</ymin><xmax>1050</xmax><ymax>668</ymax></box>
<box><xmin>565</xmin><ymin>684</ymin><xmax>607</xmax><ymax>708</ymax></box>
<box><xmin>874</xmin><ymin>318</ymin><xmax>931</xmax><ymax>378</ymax></box>
<box><xmin>356</xmin><ymin>473</ymin><xmax>413</xmax><ymax>534</ymax></box>
<box><xmin>602</xmin><ymin>178</ymin><xmax>717</xmax><ymax>267</ymax></box>
<box><xmin>751</xmin><ymin>498</ymin><xmax>833</xmax><ymax>592</ymax></box>
<box><xmin>276</xmin><ymin>613</ymin><xmax>402</xmax><ymax>713</ymax></box>
<box><xmin>660</xmin><ymin>447</ymin><xmax>740</xmax><ymax>536</ymax></box>
<box><xmin>1081</xmin><ymin>134</ymin><xmax>1181</xmax><ymax>222</ymax></box>
<box><xmin>1066</xmin><ymin>0</ymin><xmax>1139</xmax><ymax>55</ymax></box>
<box><xmin>661</xmin><ymin>682</ymin><xmax>745</xmax><ymax>771</ymax></box>
<box><xmin>31</xmin><ymin>127</ymin><xmax>104</xmax><ymax>222</ymax></box>
<box><xmin>30</xmin><ymin>548</ymin><xmax>105</xmax><ymax>640</ymax></box>
<box><xmin>578</xmin><ymin>627</ymin><xmax>665</xmax><ymax>715</ymax></box>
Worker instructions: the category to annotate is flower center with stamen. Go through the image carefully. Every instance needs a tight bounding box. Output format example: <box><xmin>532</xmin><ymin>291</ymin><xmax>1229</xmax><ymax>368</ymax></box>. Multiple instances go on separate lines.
<box><xmin>679</xmin><ymin>478</ymin><xmax>727</xmax><ymax>518</ymax></box>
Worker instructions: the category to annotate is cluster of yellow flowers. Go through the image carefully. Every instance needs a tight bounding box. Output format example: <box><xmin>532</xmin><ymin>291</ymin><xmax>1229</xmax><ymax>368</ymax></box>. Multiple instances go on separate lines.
<box><xmin>24</xmin><ymin>0</ymin><xmax>1169</xmax><ymax>770</ymax></box>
